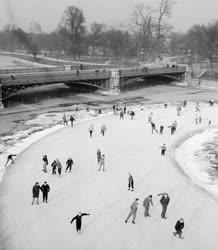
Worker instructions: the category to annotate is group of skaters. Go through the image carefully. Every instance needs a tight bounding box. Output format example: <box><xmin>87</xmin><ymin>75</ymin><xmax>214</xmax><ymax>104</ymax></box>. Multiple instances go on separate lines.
<box><xmin>32</xmin><ymin>181</ymin><xmax>50</xmax><ymax>205</ymax></box>
<box><xmin>42</xmin><ymin>155</ymin><xmax>74</xmax><ymax>175</ymax></box>
<box><xmin>88</xmin><ymin>123</ymin><xmax>107</xmax><ymax>138</ymax></box>
<box><xmin>8</xmin><ymin>99</ymin><xmax>217</xmax><ymax>238</ymax></box>
<box><xmin>125</xmin><ymin>195</ymin><xmax>184</xmax><ymax>238</ymax></box>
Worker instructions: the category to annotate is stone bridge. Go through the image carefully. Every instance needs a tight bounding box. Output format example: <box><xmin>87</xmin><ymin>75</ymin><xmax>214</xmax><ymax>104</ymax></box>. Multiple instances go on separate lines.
<box><xmin>0</xmin><ymin>65</ymin><xmax>186</xmax><ymax>108</ymax></box>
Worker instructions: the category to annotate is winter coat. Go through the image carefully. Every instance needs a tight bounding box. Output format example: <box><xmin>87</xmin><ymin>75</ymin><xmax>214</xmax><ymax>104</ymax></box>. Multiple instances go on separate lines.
<box><xmin>66</xmin><ymin>158</ymin><xmax>74</xmax><ymax>166</ymax></box>
<box><xmin>143</xmin><ymin>197</ymin><xmax>153</xmax><ymax>208</ymax></box>
<box><xmin>160</xmin><ymin>195</ymin><xmax>170</xmax><ymax>206</ymax></box>
<box><xmin>175</xmin><ymin>221</ymin><xmax>184</xmax><ymax>231</ymax></box>
<box><xmin>41</xmin><ymin>184</ymin><xmax>50</xmax><ymax>194</ymax></box>
<box><xmin>130</xmin><ymin>201</ymin><xmax>138</xmax><ymax>212</ymax></box>
<box><xmin>128</xmin><ymin>175</ymin><xmax>134</xmax><ymax>183</ymax></box>
<box><xmin>32</xmin><ymin>185</ymin><xmax>41</xmax><ymax>198</ymax></box>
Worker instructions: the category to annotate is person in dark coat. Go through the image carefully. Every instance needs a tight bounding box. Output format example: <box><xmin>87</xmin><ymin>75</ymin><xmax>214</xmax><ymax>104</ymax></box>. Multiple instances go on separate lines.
<box><xmin>70</xmin><ymin>212</ymin><xmax>90</xmax><ymax>232</ymax></box>
<box><xmin>56</xmin><ymin>159</ymin><xmax>62</xmax><ymax>176</ymax></box>
<box><xmin>128</xmin><ymin>173</ymin><xmax>134</xmax><ymax>191</ymax></box>
<box><xmin>173</xmin><ymin>218</ymin><xmax>184</xmax><ymax>238</ymax></box>
<box><xmin>97</xmin><ymin>149</ymin><xmax>101</xmax><ymax>165</ymax></box>
<box><xmin>159</xmin><ymin>125</ymin><xmax>164</xmax><ymax>135</ymax></box>
<box><xmin>41</xmin><ymin>182</ymin><xmax>50</xmax><ymax>203</ymax></box>
<box><xmin>130</xmin><ymin>111</ymin><xmax>135</xmax><ymax>120</ymax></box>
<box><xmin>32</xmin><ymin>182</ymin><xmax>41</xmax><ymax>205</ymax></box>
<box><xmin>159</xmin><ymin>144</ymin><xmax>167</xmax><ymax>156</ymax></box>
<box><xmin>66</xmin><ymin>157</ymin><xmax>74</xmax><ymax>172</ymax></box>
<box><xmin>5</xmin><ymin>154</ymin><xmax>16</xmax><ymax>167</ymax></box>
<box><xmin>69</xmin><ymin>116</ymin><xmax>75</xmax><ymax>127</ymax></box>
<box><xmin>158</xmin><ymin>193</ymin><xmax>170</xmax><ymax>219</ymax></box>
<box><xmin>120</xmin><ymin>110</ymin><xmax>124</xmax><ymax>120</ymax></box>
<box><xmin>143</xmin><ymin>195</ymin><xmax>153</xmax><ymax>217</ymax></box>
<box><xmin>51</xmin><ymin>160</ymin><xmax>57</xmax><ymax>175</ymax></box>
<box><xmin>151</xmin><ymin>122</ymin><xmax>158</xmax><ymax>134</ymax></box>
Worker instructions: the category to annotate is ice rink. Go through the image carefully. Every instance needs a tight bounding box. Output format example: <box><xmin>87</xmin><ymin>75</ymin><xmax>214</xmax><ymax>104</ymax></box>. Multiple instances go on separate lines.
<box><xmin>1</xmin><ymin>103</ymin><xmax>218</xmax><ymax>250</ymax></box>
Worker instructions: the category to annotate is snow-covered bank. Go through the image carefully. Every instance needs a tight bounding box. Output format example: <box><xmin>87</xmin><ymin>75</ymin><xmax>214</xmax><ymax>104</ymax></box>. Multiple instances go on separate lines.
<box><xmin>175</xmin><ymin>128</ymin><xmax>218</xmax><ymax>198</ymax></box>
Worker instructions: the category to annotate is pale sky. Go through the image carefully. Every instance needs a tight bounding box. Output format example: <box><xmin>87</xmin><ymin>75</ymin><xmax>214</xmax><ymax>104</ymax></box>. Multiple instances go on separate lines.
<box><xmin>0</xmin><ymin>0</ymin><xmax>218</xmax><ymax>32</ymax></box>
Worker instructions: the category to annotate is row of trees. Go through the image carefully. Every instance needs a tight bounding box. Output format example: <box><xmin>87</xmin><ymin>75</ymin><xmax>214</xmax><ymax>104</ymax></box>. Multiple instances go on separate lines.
<box><xmin>0</xmin><ymin>1</ymin><xmax>218</xmax><ymax>66</ymax></box>
<box><xmin>0</xmin><ymin>1</ymin><xmax>175</xmax><ymax>60</ymax></box>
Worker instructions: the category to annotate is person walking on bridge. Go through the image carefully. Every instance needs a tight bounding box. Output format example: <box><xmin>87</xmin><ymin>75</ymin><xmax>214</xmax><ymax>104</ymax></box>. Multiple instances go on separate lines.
<box><xmin>158</xmin><ymin>193</ymin><xmax>170</xmax><ymax>219</ymax></box>
<box><xmin>125</xmin><ymin>198</ymin><xmax>139</xmax><ymax>224</ymax></box>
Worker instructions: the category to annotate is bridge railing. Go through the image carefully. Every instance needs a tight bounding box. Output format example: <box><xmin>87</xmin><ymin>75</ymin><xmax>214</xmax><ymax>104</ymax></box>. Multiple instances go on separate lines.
<box><xmin>1</xmin><ymin>69</ymin><xmax>112</xmax><ymax>86</ymax></box>
<box><xmin>0</xmin><ymin>66</ymin><xmax>66</xmax><ymax>75</ymax></box>
<box><xmin>119</xmin><ymin>66</ymin><xmax>186</xmax><ymax>77</ymax></box>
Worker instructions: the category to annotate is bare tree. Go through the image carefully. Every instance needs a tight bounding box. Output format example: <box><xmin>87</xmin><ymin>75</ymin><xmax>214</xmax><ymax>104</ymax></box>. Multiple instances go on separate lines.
<box><xmin>186</xmin><ymin>22</ymin><xmax>218</xmax><ymax>69</ymax></box>
<box><xmin>58</xmin><ymin>6</ymin><xmax>86</xmax><ymax>59</ymax></box>
<box><xmin>131</xmin><ymin>4</ymin><xmax>155</xmax><ymax>57</ymax></box>
<box><xmin>89</xmin><ymin>23</ymin><xmax>106</xmax><ymax>58</ymax></box>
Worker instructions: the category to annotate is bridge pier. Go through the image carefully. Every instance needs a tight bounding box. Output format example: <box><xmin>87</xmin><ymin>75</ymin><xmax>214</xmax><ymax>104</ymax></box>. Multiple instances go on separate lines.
<box><xmin>0</xmin><ymin>85</ymin><xmax>4</xmax><ymax>109</ymax></box>
<box><xmin>108</xmin><ymin>69</ymin><xmax>121</xmax><ymax>95</ymax></box>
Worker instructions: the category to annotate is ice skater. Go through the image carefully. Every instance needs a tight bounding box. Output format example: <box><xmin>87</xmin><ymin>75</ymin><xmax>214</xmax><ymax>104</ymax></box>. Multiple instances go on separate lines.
<box><xmin>151</xmin><ymin>122</ymin><xmax>158</xmax><ymax>134</ymax></box>
<box><xmin>5</xmin><ymin>154</ymin><xmax>16</xmax><ymax>167</ymax></box>
<box><xmin>158</xmin><ymin>193</ymin><xmax>170</xmax><ymax>219</ymax></box>
<box><xmin>69</xmin><ymin>116</ymin><xmax>75</xmax><ymax>127</ymax></box>
<box><xmin>31</xmin><ymin>182</ymin><xmax>41</xmax><ymax>205</ymax></box>
<box><xmin>99</xmin><ymin>154</ymin><xmax>105</xmax><ymax>171</ymax></box>
<box><xmin>128</xmin><ymin>173</ymin><xmax>134</xmax><ymax>191</ymax></box>
<box><xmin>159</xmin><ymin>125</ymin><xmax>164</xmax><ymax>135</ymax></box>
<box><xmin>148</xmin><ymin>112</ymin><xmax>153</xmax><ymax>123</ymax></box>
<box><xmin>70</xmin><ymin>212</ymin><xmax>90</xmax><ymax>233</ymax></box>
<box><xmin>130</xmin><ymin>111</ymin><xmax>135</xmax><ymax>120</ymax></box>
<box><xmin>63</xmin><ymin>113</ymin><xmax>68</xmax><ymax>126</ymax></box>
<box><xmin>173</xmin><ymin>218</ymin><xmax>185</xmax><ymax>238</ymax></box>
<box><xmin>41</xmin><ymin>181</ymin><xmax>50</xmax><ymax>203</ymax></box>
<box><xmin>66</xmin><ymin>157</ymin><xmax>74</xmax><ymax>172</ymax></box>
<box><xmin>159</xmin><ymin>144</ymin><xmax>167</xmax><ymax>156</ymax></box>
<box><xmin>88</xmin><ymin>124</ymin><xmax>94</xmax><ymax>138</ymax></box>
<box><xmin>97</xmin><ymin>149</ymin><xmax>101</xmax><ymax>164</ymax></box>
<box><xmin>125</xmin><ymin>198</ymin><xmax>139</xmax><ymax>224</ymax></box>
<box><xmin>56</xmin><ymin>159</ymin><xmax>62</xmax><ymax>176</ymax></box>
<box><xmin>120</xmin><ymin>110</ymin><xmax>124</xmax><ymax>120</ymax></box>
<box><xmin>100</xmin><ymin>124</ymin><xmax>107</xmax><ymax>136</ymax></box>
<box><xmin>143</xmin><ymin>195</ymin><xmax>153</xmax><ymax>217</ymax></box>
<box><xmin>51</xmin><ymin>160</ymin><xmax>57</xmax><ymax>175</ymax></box>
<box><xmin>42</xmin><ymin>155</ymin><xmax>48</xmax><ymax>173</ymax></box>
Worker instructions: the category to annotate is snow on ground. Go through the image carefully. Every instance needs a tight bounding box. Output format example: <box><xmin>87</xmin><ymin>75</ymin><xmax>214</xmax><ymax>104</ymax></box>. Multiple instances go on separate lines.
<box><xmin>1</xmin><ymin>103</ymin><xmax>218</xmax><ymax>250</ymax></box>
<box><xmin>0</xmin><ymin>55</ymin><xmax>53</xmax><ymax>69</ymax></box>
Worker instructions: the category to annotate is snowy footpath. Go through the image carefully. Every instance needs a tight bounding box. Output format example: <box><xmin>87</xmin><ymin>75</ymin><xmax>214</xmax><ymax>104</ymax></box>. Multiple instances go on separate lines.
<box><xmin>1</xmin><ymin>103</ymin><xmax>218</xmax><ymax>250</ymax></box>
